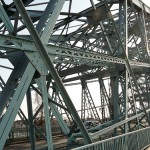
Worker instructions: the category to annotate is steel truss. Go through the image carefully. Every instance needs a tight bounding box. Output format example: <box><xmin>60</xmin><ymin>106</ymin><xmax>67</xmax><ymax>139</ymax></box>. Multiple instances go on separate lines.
<box><xmin>0</xmin><ymin>0</ymin><xmax>150</xmax><ymax>149</ymax></box>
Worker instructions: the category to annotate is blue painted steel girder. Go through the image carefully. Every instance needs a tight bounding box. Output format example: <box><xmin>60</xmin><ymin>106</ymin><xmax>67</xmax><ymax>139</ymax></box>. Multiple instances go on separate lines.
<box><xmin>0</xmin><ymin>0</ymin><xmax>150</xmax><ymax>149</ymax></box>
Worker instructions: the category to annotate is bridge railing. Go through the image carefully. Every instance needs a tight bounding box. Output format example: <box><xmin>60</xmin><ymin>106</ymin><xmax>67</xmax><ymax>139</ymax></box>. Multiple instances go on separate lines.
<box><xmin>73</xmin><ymin>126</ymin><xmax>150</xmax><ymax>150</ymax></box>
<box><xmin>6</xmin><ymin>125</ymin><xmax>62</xmax><ymax>143</ymax></box>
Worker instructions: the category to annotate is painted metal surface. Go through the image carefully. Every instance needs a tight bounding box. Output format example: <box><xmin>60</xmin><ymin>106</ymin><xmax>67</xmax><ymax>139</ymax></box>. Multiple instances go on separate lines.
<box><xmin>73</xmin><ymin>126</ymin><xmax>150</xmax><ymax>150</ymax></box>
<box><xmin>0</xmin><ymin>0</ymin><xmax>150</xmax><ymax>149</ymax></box>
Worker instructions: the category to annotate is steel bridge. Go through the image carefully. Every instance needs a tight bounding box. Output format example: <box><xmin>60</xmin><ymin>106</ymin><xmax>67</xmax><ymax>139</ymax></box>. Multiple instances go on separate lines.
<box><xmin>0</xmin><ymin>0</ymin><xmax>150</xmax><ymax>149</ymax></box>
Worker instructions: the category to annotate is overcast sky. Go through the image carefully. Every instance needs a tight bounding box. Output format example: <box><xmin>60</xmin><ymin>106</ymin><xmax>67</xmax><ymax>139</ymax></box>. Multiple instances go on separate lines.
<box><xmin>142</xmin><ymin>0</ymin><xmax>150</xmax><ymax>6</ymax></box>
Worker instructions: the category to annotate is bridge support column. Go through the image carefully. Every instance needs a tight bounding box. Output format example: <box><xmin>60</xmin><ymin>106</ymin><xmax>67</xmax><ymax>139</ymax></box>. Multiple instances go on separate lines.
<box><xmin>27</xmin><ymin>87</ymin><xmax>36</xmax><ymax>150</ymax></box>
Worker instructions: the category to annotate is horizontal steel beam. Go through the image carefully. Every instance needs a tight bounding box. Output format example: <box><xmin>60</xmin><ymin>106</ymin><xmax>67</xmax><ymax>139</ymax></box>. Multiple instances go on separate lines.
<box><xmin>63</xmin><ymin>69</ymin><xmax>117</xmax><ymax>83</ymax></box>
<box><xmin>0</xmin><ymin>34</ymin><xmax>150</xmax><ymax>69</ymax></box>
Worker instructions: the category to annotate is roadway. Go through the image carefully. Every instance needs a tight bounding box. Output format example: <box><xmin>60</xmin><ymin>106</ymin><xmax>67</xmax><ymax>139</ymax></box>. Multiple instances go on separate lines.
<box><xmin>4</xmin><ymin>136</ymin><xmax>67</xmax><ymax>150</ymax></box>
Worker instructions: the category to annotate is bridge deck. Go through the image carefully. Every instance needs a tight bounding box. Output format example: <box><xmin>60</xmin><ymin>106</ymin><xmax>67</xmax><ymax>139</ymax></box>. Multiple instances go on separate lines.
<box><xmin>4</xmin><ymin>137</ymin><xmax>67</xmax><ymax>150</ymax></box>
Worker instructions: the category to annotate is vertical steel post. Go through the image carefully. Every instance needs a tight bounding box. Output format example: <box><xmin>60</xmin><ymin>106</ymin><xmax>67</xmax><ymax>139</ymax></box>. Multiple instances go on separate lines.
<box><xmin>41</xmin><ymin>76</ymin><xmax>53</xmax><ymax>150</ymax></box>
<box><xmin>26</xmin><ymin>87</ymin><xmax>36</xmax><ymax>150</ymax></box>
<box><xmin>113</xmin><ymin>75</ymin><xmax>119</xmax><ymax>136</ymax></box>
<box><xmin>124</xmin><ymin>0</ymin><xmax>128</xmax><ymax>149</ymax></box>
<box><xmin>35</xmin><ymin>79</ymin><xmax>70</xmax><ymax>135</ymax></box>
<box><xmin>141</xmin><ymin>3</ymin><xmax>150</xmax><ymax>56</ymax></box>
<box><xmin>124</xmin><ymin>0</ymin><xmax>128</xmax><ymax>133</ymax></box>
<box><xmin>118</xmin><ymin>1</ymin><xmax>123</xmax><ymax>56</ymax></box>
